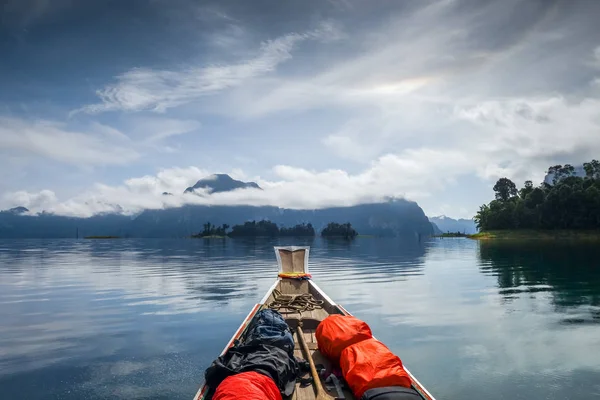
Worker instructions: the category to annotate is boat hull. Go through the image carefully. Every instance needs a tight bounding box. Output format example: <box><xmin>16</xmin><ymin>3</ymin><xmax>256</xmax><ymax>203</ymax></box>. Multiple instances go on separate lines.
<box><xmin>195</xmin><ymin>278</ymin><xmax>435</xmax><ymax>400</ymax></box>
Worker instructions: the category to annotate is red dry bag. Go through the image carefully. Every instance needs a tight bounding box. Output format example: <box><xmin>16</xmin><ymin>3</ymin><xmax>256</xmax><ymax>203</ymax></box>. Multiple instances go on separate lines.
<box><xmin>340</xmin><ymin>338</ymin><xmax>412</xmax><ymax>399</ymax></box>
<box><xmin>315</xmin><ymin>315</ymin><xmax>373</xmax><ymax>363</ymax></box>
<box><xmin>213</xmin><ymin>371</ymin><xmax>282</xmax><ymax>400</ymax></box>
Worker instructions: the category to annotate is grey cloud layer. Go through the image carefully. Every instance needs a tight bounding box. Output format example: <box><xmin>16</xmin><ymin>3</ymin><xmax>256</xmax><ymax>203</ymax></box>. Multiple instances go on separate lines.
<box><xmin>1</xmin><ymin>0</ymin><xmax>600</xmax><ymax>217</ymax></box>
<box><xmin>78</xmin><ymin>21</ymin><xmax>342</xmax><ymax>114</ymax></box>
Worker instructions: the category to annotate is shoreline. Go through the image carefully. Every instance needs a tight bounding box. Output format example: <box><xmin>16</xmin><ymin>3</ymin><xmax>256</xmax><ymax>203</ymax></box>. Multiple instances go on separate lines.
<box><xmin>468</xmin><ymin>230</ymin><xmax>600</xmax><ymax>241</ymax></box>
<box><xmin>190</xmin><ymin>235</ymin><xmax>227</xmax><ymax>239</ymax></box>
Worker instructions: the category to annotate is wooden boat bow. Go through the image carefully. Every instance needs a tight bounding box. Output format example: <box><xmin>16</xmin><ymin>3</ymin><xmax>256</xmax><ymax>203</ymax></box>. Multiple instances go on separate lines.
<box><xmin>194</xmin><ymin>246</ymin><xmax>436</xmax><ymax>400</ymax></box>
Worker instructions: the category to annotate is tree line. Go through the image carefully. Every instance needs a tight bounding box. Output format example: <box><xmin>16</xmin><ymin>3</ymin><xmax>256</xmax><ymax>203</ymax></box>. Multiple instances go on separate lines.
<box><xmin>193</xmin><ymin>222</ymin><xmax>230</xmax><ymax>237</ymax></box>
<box><xmin>193</xmin><ymin>221</ymin><xmax>358</xmax><ymax>238</ymax></box>
<box><xmin>475</xmin><ymin>160</ymin><xmax>600</xmax><ymax>231</ymax></box>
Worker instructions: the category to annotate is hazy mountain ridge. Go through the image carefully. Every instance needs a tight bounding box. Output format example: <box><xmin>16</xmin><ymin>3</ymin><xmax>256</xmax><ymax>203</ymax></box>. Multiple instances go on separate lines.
<box><xmin>7</xmin><ymin>207</ymin><xmax>29</xmax><ymax>215</ymax></box>
<box><xmin>131</xmin><ymin>201</ymin><xmax>433</xmax><ymax>238</ymax></box>
<box><xmin>430</xmin><ymin>222</ymin><xmax>443</xmax><ymax>235</ymax></box>
<box><xmin>428</xmin><ymin>215</ymin><xmax>478</xmax><ymax>234</ymax></box>
<box><xmin>0</xmin><ymin>174</ymin><xmax>433</xmax><ymax>238</ymax></box>
<box><xmin>184</xmin><ymin>174</ymin><xmax>261</xmax><ymax>194</ymax></box>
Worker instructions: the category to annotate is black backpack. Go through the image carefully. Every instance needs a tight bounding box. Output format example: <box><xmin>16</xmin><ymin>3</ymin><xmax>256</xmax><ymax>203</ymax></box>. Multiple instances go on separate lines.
<box><xmin>361</xmin><ymin>386</ymin><xmax>422</xmax><ymax>400</ymax></box>
<box><xmin>204</xmin><ymin>343</ymin><xmax>299</xmax><ymax>397</ymax></box>
<box><xmin>244</xmin><ymin>309</ymin><xmax>294</xmax><ymax>354</ymax></box>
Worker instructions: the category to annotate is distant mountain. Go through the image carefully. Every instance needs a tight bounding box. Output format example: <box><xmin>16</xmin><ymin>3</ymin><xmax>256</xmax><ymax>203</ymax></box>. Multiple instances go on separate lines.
<box><xmin>0</xmin><ymin>210</ymin><xmax>132</xmax><ymax>239</ymax></box>
<box><xmin>430</xmin><ymin>222</ymin><xmax>443</xmax><ymax>235</ymax></box>
<box><xmin>428</xmin><ymin>215</ymin><xmax>477</xmax><ymax>234</ymax></box>
<box><xmin>6</xmin><ymin>206</ymin><xmax>29</xmax><ymax>215</ymax></box>
<box><xmin>0</xmin><ymin>174</ymin><xmax>434</xmax><ymax>239</ymax></box>
<box><xmin>0</xmin><ymin>201</ymin><xmax>433</xmax><ymax>239</ymax></box>
<box><xmin>130</xmin><ymin>200</ymin><xmax>433</xmax><ymax>238</ymax></box>
<box><xmin>184</xmin><ymin>174</ymin><xmax>261</xmax><ymax>194</ymax></box>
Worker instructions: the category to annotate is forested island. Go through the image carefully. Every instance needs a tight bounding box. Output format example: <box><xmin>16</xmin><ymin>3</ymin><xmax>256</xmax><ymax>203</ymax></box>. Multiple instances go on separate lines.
<box><xmin>320</xmin><ymin>222</ymin><xmax>358</xmax><ymax>239</ymax></box>
<box><xmin>191</xmin><ymin>222</ymin><xmax>230</xmax><ymax>238</ymax></box>
<box><xmin>474</xmin><ymin>160</ymin><xmax>600</xmax><ymax>238</ymax></box>
<box><xmin>191</xmin><ymin>220</ymin><xmax>357</xmax><ymax>238</ymax></box>
<box><xmin>435</xmin><ymin>232</ymin><xmax>469</xmax><ymax>238</ymax></box>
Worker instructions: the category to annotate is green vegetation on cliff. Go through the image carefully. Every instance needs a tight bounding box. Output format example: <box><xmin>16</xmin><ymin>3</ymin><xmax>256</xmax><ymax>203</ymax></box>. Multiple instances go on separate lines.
<box><xmin>475</xmin><ymin>161</ymin><xmax>600</xmax><ymax>232</ymax></box>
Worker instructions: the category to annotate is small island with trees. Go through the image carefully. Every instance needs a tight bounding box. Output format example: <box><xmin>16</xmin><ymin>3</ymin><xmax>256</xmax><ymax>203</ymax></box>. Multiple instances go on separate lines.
<box><xmin>191</xmin><ymin>222</ymin><xmax>230</xmax><ymax>238</ymax></box>
<box><xmin>472</xmin><ymin>160</ymin><xmax>600</xmax><ymax>239</ymax></box>
<box><xmin>191</xmin><ymin>220</ymin><xmax>358</xmax><ymax>239</ymax></box>
<box><xmin>435</xmin><ymin>231</ymin><xmax>469</xmax><ymax>238</ymax></box>
<box><xmin>320</xmin><ymin>222</ymin><xmax>358</xmax><ymax>239</ymax></box>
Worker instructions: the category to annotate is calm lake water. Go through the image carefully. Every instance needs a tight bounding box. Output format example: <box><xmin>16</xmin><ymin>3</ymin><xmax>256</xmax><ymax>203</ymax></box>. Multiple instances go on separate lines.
<box><xmin>1</xmin><ymin>238</ymin><xmax>599</xmax><ymax>400</ymax></box>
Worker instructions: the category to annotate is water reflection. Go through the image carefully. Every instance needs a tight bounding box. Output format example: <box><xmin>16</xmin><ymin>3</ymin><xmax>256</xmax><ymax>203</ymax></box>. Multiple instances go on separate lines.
<box><xmin>478</xmin><ymin>241</ymin><xmax>600</xmax><ymax>323</ymax></box>
<box><xmin>0</xmin><ymin>237</ymin><xmax>429</xmax><ymax>399</ymax></box>
<box><xmin>2</xmin><ymin>238</ymin><xmax>599</xmax><ymax>400</ymax></box>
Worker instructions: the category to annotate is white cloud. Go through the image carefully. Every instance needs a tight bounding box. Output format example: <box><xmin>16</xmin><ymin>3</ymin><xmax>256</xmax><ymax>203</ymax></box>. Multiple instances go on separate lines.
<box><xmin>78</xmin><ymin>21</ymin><xmax>342</xmax><ymax>114</ymax></box>
<box><xmin>5</xmin><ymin>92</ymin><xmax>600</xmax><ymax>217</ymax></box>
<box><xmin>320</xmin><ymin>95</ymin><xmax>600</xmax><ymax>194</ymax></box>
<box><xmin>1</xmin><ymin>148</ymin><xmax>472</xmax><ymax>216</ymax></box>
<box><xmin>0</xmin><ymin>116</ymin><xmax>202</xmax><ymax>168</ymax></box>
<box><xmin>0</xmin><ymin>117</ymin><xmax>139</xmax><ymax>166</ymax></box>
<box><xmin>453</xmin><ymin>97</ymin><xmax>600</xmax><ymax>182</ymax></box>
<box><xmin>3</xmin><ymin>190</ymin><xmax>57</xmax><ymax>212</ymax></box>
<box><xmin>209</xmin><ymin>0</ymin><xmax>600</xmax><ymax>175</ymax></box>
<box><xmin>5</xmin><ymin>1</ymin><xmax>600</xmax><ymax>219</ymax></box>
<box><xmin>130</xmin><ymin>118</ymin><xmax>201</xmax><ymax>144</ymax></box>
<box><xmin>123</xmin><ymin>166</ymin><xmax>209</xmax><ymax>195</ymax></box>
<box><xmin>206</xmin><ymin>23</ymin><xmax>247</xmax><ymax>50</ymax></box>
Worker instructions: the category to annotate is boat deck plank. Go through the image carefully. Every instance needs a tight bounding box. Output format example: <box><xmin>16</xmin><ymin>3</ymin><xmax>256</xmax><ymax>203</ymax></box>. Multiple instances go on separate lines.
<box><xmin>272</xmin><ymin>280</ymin><xmax>355</xmax><ymax>400</ymax></box>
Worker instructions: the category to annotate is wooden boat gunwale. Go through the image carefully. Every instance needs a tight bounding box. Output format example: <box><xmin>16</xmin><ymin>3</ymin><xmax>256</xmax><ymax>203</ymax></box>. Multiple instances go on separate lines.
<box><xmin>194</xmin><ymin>246</ymin><xmax>436</xmax><ymax>400</ymax></box>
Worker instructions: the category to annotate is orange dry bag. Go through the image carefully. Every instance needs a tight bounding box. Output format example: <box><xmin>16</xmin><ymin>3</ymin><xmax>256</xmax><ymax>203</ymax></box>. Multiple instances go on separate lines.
<box><xmin>213</xmin><ymin>371</ymin><xmax>282</xmax><ymax>400</ymax></box>
<box><xmin>340</xmin><ymin>338</ymin><xmax>412</xmax><ymax>399</ymax></box>
<box><xmin>315</xmin><ymin>315</ymin><xmax>373</xmax><ymax>362</ymax></box>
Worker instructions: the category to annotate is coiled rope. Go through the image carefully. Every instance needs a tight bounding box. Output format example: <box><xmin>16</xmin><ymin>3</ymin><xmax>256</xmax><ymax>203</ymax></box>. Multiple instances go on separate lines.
<box><xmin>268</xmin><ymin>289</ymin><xmax>324</xmax><ymax>314</ymax></box>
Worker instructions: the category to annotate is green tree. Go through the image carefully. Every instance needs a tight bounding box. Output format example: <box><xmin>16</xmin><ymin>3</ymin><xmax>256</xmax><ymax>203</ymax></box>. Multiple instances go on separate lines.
<box><xmin>548</xmin><ymin>165</ymin><xmax>562</xmax><ymax>185</ymax></box>
<box><xmin>228</xmin><ymin>220</ymin><xmax>279</xmax><ymax>237</ymax></box>
<box><xmin>524</xmin><ymin>187</ymin><xmax>544</xmax><ymax>209</ymax></box>
<box><xmin>202</xmin><ymin>222</ymin><xmax>213</xmax><ymax>236</ymax></box>
<box><xmin>583</xmin><ymin>159</ymin><xmax>600</xmax><ymax>179</ymax></box>
<box><xmin>474</xmin><ymin>204</ymin><xmax>490</xmax><ymax>231</ymax></box>
<box><xmin>519</xmin><ymin>180</ymin><xmax>534</xmax><ymax>199</ymax></box>
<box><xmin>321</xmin><ymin>222</ymin><xmax>358</xmax><ymax>239</ymax></box>
<box><xmin>549</xmin><ymin>164</ymin><xmax>575</xmax><ymax>185</ymax></box>
<box><xmin>584</xmin><ymin>186</ymin><xmax>600</xmax><ymax>227</ymax></box>
<box><xmin>474</xmin><ymin>160</ymin><xmax>600</xmax><ymax>231</ymax></box>
<box><xmin>493</xmin><ymin>178</ymin><xmax>518</xmax><ymax>201</ymax></box>
<box><xmin>280</xmin><ymin>223</ymin><xmax>316</xmax><ymax>237</ymax></box>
